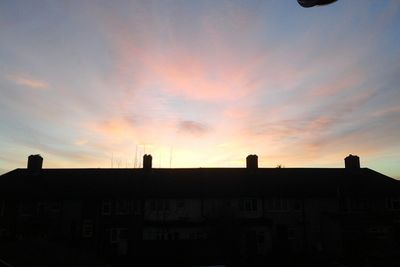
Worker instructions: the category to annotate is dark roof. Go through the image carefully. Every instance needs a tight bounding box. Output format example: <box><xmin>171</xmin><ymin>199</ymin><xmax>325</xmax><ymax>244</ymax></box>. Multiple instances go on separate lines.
<box><xmin>0</xmin><ymin>167</ymin><xmax>399</xmax><ymax>199</ymax></box>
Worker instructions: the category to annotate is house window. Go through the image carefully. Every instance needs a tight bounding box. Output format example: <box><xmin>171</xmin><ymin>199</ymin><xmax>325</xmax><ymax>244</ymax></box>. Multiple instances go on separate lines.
<box><xmin>349</xmin><ymin>199</ymin><xmax>371</xmax><ymax>211</ymax></box>
<box><xmin>387</xmin><ymin>197</ymin><xmax>400</xmax><ymax>210</ymax></box>
<box><xmin>82</xmin><ymin>220</ymin><xmax>94</xmax><ymax>237</ymax></box>
<box><xmin>177</xmin><ymin>200</ymin><xmax>185</xmax><ymax>208</ymax></box>
<box><xmin>276</xmin><ymin>224</ymin><xmax>289</xmax><ymax>240</ymax></box>
<box><xmin>37</xmin><ymin>202</ymin><xmax>47</xmax><ymax>216</ymax></box>
<box><xmin>116</xmin><ymin>199</ymin><xmax>130</xmax><ymax>215</ymax></box>
<box><xmin>368</xmin><ymin>226</ymin><xmax>389</xmax><ymax>239</ymax></box>
<box><xmin>155</xmin><ymin>231</ymin><xmax>162</xmax><ymax>240</ymax></box>
<box><xmin>244</xmin><ymin>231</ymin><xmax>257</xmax><ymax>246</ymax></box>
<box><xmin>240</xmin><ymin>199</ymin><xmax>258</xmax><ymax>211</ymax></box>
<box><xmin>189</xmin><ymin>232</ymin><xmax>196</xmax><ymax>240</ymax></box>
<box><xmin>189</xmin><ymin>231</ymin><xmax>206</xmax><ymax>240</ymax></box>
<box><xmin>19</xmin><ymin>201</ymin><xmax>35</xmax><ymax>216</ymax></box>
<box><xmin>174</xmin><ymin>232</ymin><xmax>179</xmax><ymax>240</ymax></box>
<box><xmin>110</xmin><ymin>228</ymin><xmax>128</xmax><ymax>243</ymax></box>
<box><xmin>145</xmin><ymin>230</ymin><xmax>161</xmax><ymax>240</ymax></box>
<box><xmin>292</xmin><ymin>200</ymin><xmax>301</xmax><ymax>211</ymax></box>
<box><xmin>223</xmin><ymin>199</ymin><xmax>231</xmax><ymax>207</ymax></box>
<box><xmin>257</xmin><ymin>232</ymin><xmax>265</xmax><ymax>243</ymax></box>
<box><xmin>393</xmin><ymin>198</ymin><xmax>400</xmax><ymax>209</ymax></box>
<box><xmin>156</xmin><ymin>199</ymin><xmax>163</xmax><ymax>210</ymax></box>
<box><xmin>157</xmin><ymin>199</ymin><xmax>169</xmax><ymax>211</ymax></box>
<box><xmin>101</xmin><ymin>200</ymin><xmax>112</xmax><ymax>215</ymax></box>
<box><xmin>0</xmin><ymin>228</ymin><xmax>6</xmax><ymax>237</ymax></box>
<box><xmin>197</xmin><ymin>232</ymin><xmax>207</xmax><ymax>240</ymax></box>
<box><xmin>150</xmin><ymin>199</ymin><xmax>170</xmax><ymax>211</ymax></box>
<box><xmin>110</xmin><ymin>228</ymin><xmax>117</xmax><ymax>243</ymax></box>
<box><xmin>119</xmin><ymin>228</ymin><xmax>128</xmax><ymax>239</ymax></box>
<box><xmin>130</xmin><ymin>200</ymin><xmax>140</xmax><ymax>214</ymax></box>
<box><xmin>265</xmin><ymin>199</ymin><xmax>288</xmax><ymax>211</ymax></box>
<box><xmin>49</xmin><ymin>201</ymin><xmax>61</xmax><ymax>213</ymax></box>
<box><xmin>288</xmin><ymin>227</ymin><xmax>296</xmax><ymax>240</ymax></box>
<box><xmin>166</xmin><ymin>232</ymin><xmax>179</xmax><ymax>240</ymax></box>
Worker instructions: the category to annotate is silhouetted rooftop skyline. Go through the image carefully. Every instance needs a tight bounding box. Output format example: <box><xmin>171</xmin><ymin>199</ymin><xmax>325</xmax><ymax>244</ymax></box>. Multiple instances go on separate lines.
<box><xmin>0</xmin><ymin>1</ymin><xmax>399</xmax><ymax>179</ymax></box>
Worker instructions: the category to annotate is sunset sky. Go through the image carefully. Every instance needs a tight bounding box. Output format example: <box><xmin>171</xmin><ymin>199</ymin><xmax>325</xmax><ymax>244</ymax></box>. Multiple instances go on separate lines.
<box><xmin>1</xmin><ymin>1</ymin><xmax>399</xmax><ymax>178</ymax></box>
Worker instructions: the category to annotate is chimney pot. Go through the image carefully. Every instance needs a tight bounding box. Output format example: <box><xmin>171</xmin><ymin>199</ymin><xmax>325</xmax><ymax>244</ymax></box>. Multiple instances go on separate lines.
<box><xmin>27</xmin><ymin>154</ymin><xmax>43</xmax><ymax>172</ymax></box>
<box><xmin>246</xmin><ymin>154</ymin><xmax>258</xmax><ymax>170</ymax></box>
<box><xmin>143</xmin><ymin>154</ymin><xmax>152</xmax><ymax>170</ymax></box>
<box><xmin>344</xmin><ymin>154</ymin><xmax>360</xmax><ymax>169</ymax></box>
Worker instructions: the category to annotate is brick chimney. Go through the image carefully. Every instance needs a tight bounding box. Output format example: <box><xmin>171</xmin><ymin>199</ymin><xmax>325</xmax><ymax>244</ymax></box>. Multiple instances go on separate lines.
<box><xmin>143</xmin><ymin>154</ymin><xmax>152</xmax><ymax>171</ymax></box>
<box><xmin>27</xmin><ymin>154</ymin><xmax>43</xmax><ymax>172</ymax></box>
<box><xmin>344</xmin><ymin>154</ymin><xmax>360</xmax><ymax>169</ymax></box>
<box><xmin>246</xmin><ymin>154</ymin><xmax>258</xmax><ymax>170</ymax></box>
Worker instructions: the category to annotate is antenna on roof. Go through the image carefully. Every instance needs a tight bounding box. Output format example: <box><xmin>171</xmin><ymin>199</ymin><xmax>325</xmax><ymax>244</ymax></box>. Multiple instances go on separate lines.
<box><xmin>169</xmin><ymin>146</ymin><xmax>173</xmax><ymax>168</ymax></box>
<box><xmin>111</xmin><ymin>152</ymin><xmax>114</xmax><ymax>168</ymax></box>
<box><xmin>134</xmin><ymin>145</ymin><xmax>138</xmax><ymax>168</ymax></box>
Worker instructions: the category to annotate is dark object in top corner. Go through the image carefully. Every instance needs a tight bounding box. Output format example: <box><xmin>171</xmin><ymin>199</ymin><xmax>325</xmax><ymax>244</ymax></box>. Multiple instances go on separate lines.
<box><xmin>298</xmin><ymin>0</ymin><xmax>338</xmax><ymax>8</ymax></box>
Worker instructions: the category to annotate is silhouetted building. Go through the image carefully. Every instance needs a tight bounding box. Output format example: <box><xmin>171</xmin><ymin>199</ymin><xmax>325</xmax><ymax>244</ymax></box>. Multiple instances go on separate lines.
<box><xmin>0</xmin><ymin>154</ymin><xmax>399</xmax><ymax>267</ymax></box>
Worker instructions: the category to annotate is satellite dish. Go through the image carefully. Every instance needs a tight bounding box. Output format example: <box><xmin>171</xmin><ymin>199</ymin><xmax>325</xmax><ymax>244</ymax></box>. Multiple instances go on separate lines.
<box><xmin>298</xmin><ymin>0</ymin><xmax>338</xmax><ymax>8</ymax></box>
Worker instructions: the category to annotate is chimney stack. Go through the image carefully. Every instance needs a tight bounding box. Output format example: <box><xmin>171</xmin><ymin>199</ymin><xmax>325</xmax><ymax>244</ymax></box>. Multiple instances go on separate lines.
<box><xmin>27</xmin><ymin>154</ymin><xmax>43</xmax><ymax>172</ymax></box>
<box><xmin>246</xmin><ymin>154</ymin><xmax>258</xmax><ymax>170</ymax></box>
<box><xmin>143</xmin><ymin>154</ymin><xmax>152</xmax><ymax>171</ymax></box>
<box><xmin>344</xmin><ymin>154</ymin><xmax>360</xmax><ymax>169</ymax></box>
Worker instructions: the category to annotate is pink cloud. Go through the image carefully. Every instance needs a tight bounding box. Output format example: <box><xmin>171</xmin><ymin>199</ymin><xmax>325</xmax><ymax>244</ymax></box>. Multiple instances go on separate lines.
<box><xmin>113</xmin><ymin>39</ymin><xmax>266</xmax><ymax>101</ymax></box>
<box><xmin>7</xmin><ymin>74</ymin><xmax>49</xmax><ymax>89</ymax></box>
<box><xmin>58</xmin><ymin>2</ymin><xmax>399</xmax><ymax>173</ymax></box>
<box><xmin>372</xmin><ymin>106</ymin><xmax>400</xmax><ymax>117</ymax></box>
<box><xmin>86</xmin><ymin>117</ymin><xmax>139</xmax><ymax>144</ymax></box>
<box><xmin>100</xmin><ymin>6</ymin><xmax>276</xmax><ymax>102</ymax></box>
<box><xmin>177</xmin><ymin>120</ymin><xmax>209</xmax><ymax>136</ymax></box>
<box><xmin>307</xmin><ymin>70</ymin><xmax>364</xmax><ymax>97</ymax></box>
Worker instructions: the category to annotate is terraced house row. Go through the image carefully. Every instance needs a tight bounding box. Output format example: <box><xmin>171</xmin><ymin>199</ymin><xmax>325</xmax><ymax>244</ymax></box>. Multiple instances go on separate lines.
<box><xmin>0</xmin><ymin>154</ymin><xmax>399</xmax><ymax>266</ymax></box>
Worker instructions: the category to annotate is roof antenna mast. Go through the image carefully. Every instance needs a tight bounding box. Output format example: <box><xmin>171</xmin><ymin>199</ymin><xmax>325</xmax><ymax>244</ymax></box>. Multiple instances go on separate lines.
<box><xmin>169</xmin><ymin>146</ymin><xmax>173</xmax><ymax>168</ymax></box>
<box><xmin>134</xmin><ymin>145</ymin><xmax>138</xmax><ymax>168</ymax></box>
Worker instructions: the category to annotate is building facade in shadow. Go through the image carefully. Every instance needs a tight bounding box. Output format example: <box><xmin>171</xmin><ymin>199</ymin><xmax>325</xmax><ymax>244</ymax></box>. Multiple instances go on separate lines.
<box><xmin>0</xmin><ymin>154</ymin><xmax>399</xmax><ymax>266</ymax></box>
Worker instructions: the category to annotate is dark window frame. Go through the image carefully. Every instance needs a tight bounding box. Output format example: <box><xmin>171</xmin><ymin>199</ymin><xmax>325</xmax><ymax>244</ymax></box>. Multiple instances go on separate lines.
<box><xmin>82</xmin><ymin>220</ymin><xmax>94</xmax><ymax>238</ymax></box>
<box><xmin>101</xmin><ymin>200</ymin><xmax>112</xmax><ymax>215</ymax></box>
<box><xmin>240</xmin><ymin>198</ymin><xmax>258</xmax><ymax>212</ymax></box>
<box><xmin>116</xmin><ymin>199</ymin><xmax>130</xmax><ymax>215</ymax></box>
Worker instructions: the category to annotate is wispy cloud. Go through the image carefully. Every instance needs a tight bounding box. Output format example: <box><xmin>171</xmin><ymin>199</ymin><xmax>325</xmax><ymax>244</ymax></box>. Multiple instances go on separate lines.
<box><xmin>6</xmin><ymin>73</ymin><xmax>49</xmax><ymax>89</ymax></box>
<box><xmin>177</xmin><ymin>120</ymin><xmax>209</xmax><ymax>136</ymax></box>
<box><xmin>372</xmin><ymin>106</ymin><xmax>400</xmax><ymax>118</ymax></box>
<box><xmin>1</xmin><ymin>1</ymin><xmax>400</xmax><ymax>177</ymax></box>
